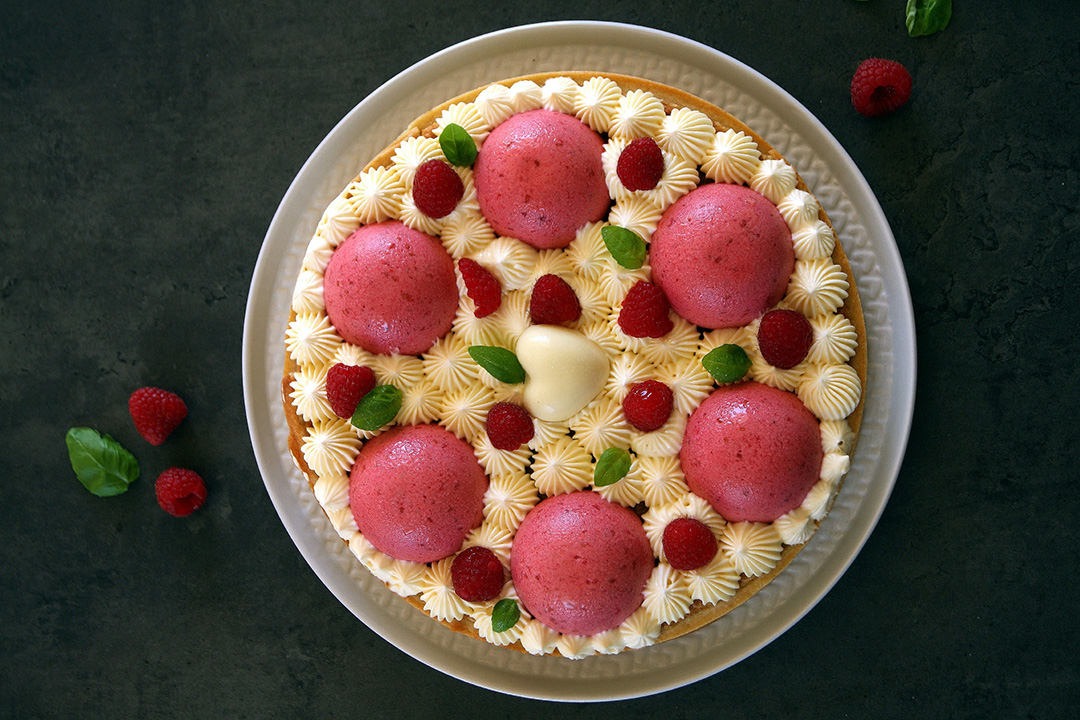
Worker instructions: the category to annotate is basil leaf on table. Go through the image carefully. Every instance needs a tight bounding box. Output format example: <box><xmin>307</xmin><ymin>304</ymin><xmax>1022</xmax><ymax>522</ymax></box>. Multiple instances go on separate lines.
<box><xmin>906</xmin><ymin>0</ymin><xmax>952</xmax><ymax>37</ymax></box>
<box><xmin>65</xmin><ymin>427</ymin><xmax>140</xmax><ymax>497</ymax></box>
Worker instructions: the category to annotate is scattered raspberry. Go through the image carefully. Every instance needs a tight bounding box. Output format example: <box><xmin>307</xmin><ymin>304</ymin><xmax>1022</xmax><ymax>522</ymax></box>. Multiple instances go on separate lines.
<box><xmin>850</xmin><ymin>58</ymin><xmax>913</xmax><ymax>117</ymax></box>
<box><xmin>617</xmin><ymin>137</ymin><xmax>664</xmax><ymax>191</ymax></box>
<box><xmin>458</xmin><ymin>258</ymin><xmax>502</xmax><ymax>317</ymax></box>
<box><xmin>618</xmin><ymin>280</ymin><xmax>674</xmax><ymax>338</ymax></box>
<box><xmin>485</xmin><ymin>402</ymin><xmax>534</xmax><ymax>451</ymax></box>
<box><xmin>128</xmin><ymin>387</ymin><xmax>187</xmax><ymax>446</ymax></box>
<box><xmin>622</xmin><ymin>380</ymin><xmax>674</xmax><ymax>432</ymax></box>
<box><xmin>757</xmin><ymin>309</ymin><xmax>813</xmax><ymax>369</ymax></box>
<box><xmin>326</xmin><ymin>363</ymin><xmax>376</xmax><ymax>418</ymax></box>
<box><xmin>663</xmin><ymin>517</ymin><xmax>718</xmax><ymax>571</ymax></box>
<box><xmin>451</xmin><ymin>546</ymin><xmax>505</xmax><ymax>602</ymax></box>
<box><xmin>155</xmin><ymin>467</ymin><xmax>207</xmax><ymax>517</ymax></box>
<box><xmin>529</xmin><ymin>274</ymin><xmax>581</xmax><ymax>325</ymax></box>
<box><xmin>413</xmin><ymin>159</ymin><xmax>464</xmax><ymax>218</ymax></box>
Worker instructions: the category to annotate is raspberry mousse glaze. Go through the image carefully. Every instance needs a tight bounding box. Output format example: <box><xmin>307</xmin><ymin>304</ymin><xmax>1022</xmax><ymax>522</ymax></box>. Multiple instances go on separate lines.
<box><xmin>282</xmin><ymin>73</ymin><xmax>865</xmax><ymax>658</ymax></box>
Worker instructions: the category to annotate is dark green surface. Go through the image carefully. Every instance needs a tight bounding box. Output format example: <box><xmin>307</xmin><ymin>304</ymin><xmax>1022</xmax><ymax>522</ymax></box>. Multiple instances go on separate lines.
<box><xmin>3</xmin><ymin>2</ymin><xmax>1078</xmax><ymax>717</ymax></box>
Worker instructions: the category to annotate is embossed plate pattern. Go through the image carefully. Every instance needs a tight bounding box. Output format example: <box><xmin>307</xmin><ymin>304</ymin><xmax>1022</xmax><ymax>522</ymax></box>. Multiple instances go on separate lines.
<box><xmin>243</xmin><ymin>22</ymin><xmax>916</xmax><ymax>702</ymax></box>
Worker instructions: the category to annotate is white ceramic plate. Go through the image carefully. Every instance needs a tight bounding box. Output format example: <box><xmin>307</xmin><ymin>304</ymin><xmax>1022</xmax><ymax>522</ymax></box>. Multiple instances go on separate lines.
<box><xmin>243</xmin><ymin>21</ymin><xmax>916</xmax><ymax>702</ymax></box>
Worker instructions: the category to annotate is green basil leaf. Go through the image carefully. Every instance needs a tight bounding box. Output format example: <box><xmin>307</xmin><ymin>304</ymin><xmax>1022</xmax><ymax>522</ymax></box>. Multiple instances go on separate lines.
<box><xmin>467</xmin><ymin>345</ymin><xmax>526</xmax><ymax>384</ymax></box>
<box><xmin>66</xmin><ymin>427</ymin><xmax>139</xmax><ymax>497</ymax></box>
<box><xmin>600</xmin><ymin>225</ymin><xmax>648</xmax><ymax>270</ymax></box>
<box><xmin>351</xmin><ymin>384</ymin><xmax>402</xmax><ymax>431</ymax></box>
<box><xmin>906</xmin><ymin>0</ymin><xmax>952</xmax><ymax>36</ymax></box>
<box><xmin>701</xmin><ymin>344</ymin><xmax>751</xmax><ymax>384</ymax></box>
<box><xmin>491</xmin><ymin>598</ymin><xmax>520</xmax><ymax>633</ymax></box>
<box><xmin>439</xmin><ymin>123</ymin><xmax>478</xmax><ymax>166</ymax></box>
<box><xmin>594</xmin><ymin>447</ymin><xmax>632</xmax><ymax>487</ymax></box>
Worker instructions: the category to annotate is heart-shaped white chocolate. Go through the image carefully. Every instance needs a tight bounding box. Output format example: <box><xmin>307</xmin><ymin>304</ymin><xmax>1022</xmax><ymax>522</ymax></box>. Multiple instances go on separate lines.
<box><xmin>516</xmin><ymin>325</ymin><xmax>609</xmax><ymax>422</ymax></box>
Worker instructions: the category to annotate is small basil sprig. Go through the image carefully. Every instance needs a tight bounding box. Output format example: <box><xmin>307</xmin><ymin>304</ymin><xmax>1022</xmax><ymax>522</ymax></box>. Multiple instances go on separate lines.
<box><xmin>906</xmin><ymin>0</ymin><xmax>952</xmax><ymax>36</ymax></box>
<box><xmin>701</xmin><ymin>344</ymin><xmax>751</xmax><ymax>384</ymax></box>
<box><xmin>600</xmin><ymin>225</ymin><xmax>647</xmax><ymax>270</ymax></box>
<box><xmin>491</xmin><ymin>598</ymin><xmax>520</xmax><ymax>633</ymax></box>
<box><xmin>439</xmin><ymin>123</ymin><xmax>478</xmax><ymax>166</ymax></box>
<box><xmin>66</xmin><ymin>427</ymin><xmax>140</xmax><ymax>497</ymax></box>
<box><xmin>467</xmin><ymin>346</ymin><xmax>526</xmax><ymax>384</ymax></box>
<box><xmin>351</xmin><ymin>385</ymin><xmax>402</xmax><ymax>431</ymax></box>
<box><xmin>594</xmin><ymin>447</ymin><xmax>632</xmax><ymax>487</ymax></box>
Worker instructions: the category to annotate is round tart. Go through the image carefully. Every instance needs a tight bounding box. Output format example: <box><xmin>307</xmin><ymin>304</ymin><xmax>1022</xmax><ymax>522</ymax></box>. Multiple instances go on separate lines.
<box><xmin>282</xmin><ymin>72</ymin><xmax>866</xmax><ymax>658</ymax></box>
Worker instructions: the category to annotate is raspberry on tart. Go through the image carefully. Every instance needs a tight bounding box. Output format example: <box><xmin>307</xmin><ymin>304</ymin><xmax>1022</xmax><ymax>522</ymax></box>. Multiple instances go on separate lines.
<box><xmin>413</xmin><ymin>159</ymin><xmax>465</xmax><ymax>218</ymax></box>
<box><xmin>617</xmin><ymin>137</ymin><xmax>664</xmax><ymax>191</ymax></box>
<box><xmin>662</xmin><ymin>517</ymin><xmax>718</xmax><ymax>571</ymax></box>
<box><xmin>622</xmin><ymin>380</ymin><xmax>674</xmax><ymax>432</ymax></box>
<box><xmin>451</xmin><ymin>546</ymin><xmax>505</xmax><ymax>602</ymax></box>
<box><xmin>485</xmin><ymin>402</ymin><xmax>535</xmax><ymax>451</ymax></box>
<box><xmin>757</xmin><ymin>309</ymin><xmax>813</xmax><ymax>369</ymax></box>
<box><xmin>458</xmin><ymin>258</ymin><xmax>502</xmax><ymax>318</ymax></box>
<box><xmin>529</xmin><ymin>273</ymin><xmax>581</xmax><ymax>325</ymax></box>
<box><xmin>618</xmin><ymin>280</ymin><xmax>674</xmax><ymax>338</ymax></box>
<box><xmin>326</xmin><ymin>363</ymin><xmax>376</xmax><ymax>418</ymax></box>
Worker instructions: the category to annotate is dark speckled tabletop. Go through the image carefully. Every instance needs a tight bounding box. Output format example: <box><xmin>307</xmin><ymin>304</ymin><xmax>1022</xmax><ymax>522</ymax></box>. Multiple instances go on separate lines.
<box><xmin>2</xmin><ymin>2</ymin><xmax>1078</xmax><ymax>717</ymax></box>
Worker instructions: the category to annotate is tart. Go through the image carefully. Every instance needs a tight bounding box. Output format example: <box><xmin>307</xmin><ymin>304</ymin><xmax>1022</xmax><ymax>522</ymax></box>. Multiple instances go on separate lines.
<box><xmin>282</xmin><ymin>72</ymin><xmax>866</xmax><ymax>658</ymax></box>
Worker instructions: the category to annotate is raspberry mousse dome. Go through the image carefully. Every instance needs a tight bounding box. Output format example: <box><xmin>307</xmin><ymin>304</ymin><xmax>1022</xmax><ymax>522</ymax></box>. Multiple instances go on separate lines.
<box><xmin>511</xmin><ymin>491</ymin><xmax>654</xmax><ymax>636</ymax></box>
<box><xmin>474</xmin><ymin>109</ymin><xmax>610</xmax><ymax>250</ymax></box>
<box><xmin>349</xmin><ymin>424</ymin><xmax>487</xmax><ymax>563</ymax></box>
<box><xmin>681</xmin><ymin>382</ymin><xmax>824</xmax><ymax>523</ymax></box>
<box><xmin>323</xmin><ymin>220</ymin><xmax>458</xmax><ymax>355</ymax></box>
<box><xmin>650</xmin><ymin>182</ymin><xmax>795</xmax><ymax>328</ymax></box>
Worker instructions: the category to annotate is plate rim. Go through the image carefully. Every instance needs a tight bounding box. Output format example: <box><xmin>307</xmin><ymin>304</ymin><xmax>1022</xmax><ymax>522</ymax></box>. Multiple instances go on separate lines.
<box><xmin>243</xmin><ymin>20</ymin><xmax>917</xmax><ymax>702</ymax></box>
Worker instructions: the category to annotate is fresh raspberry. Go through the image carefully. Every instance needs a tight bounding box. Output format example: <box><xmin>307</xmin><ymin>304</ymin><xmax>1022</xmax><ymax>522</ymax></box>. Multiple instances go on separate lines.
<box><xmin>622</xmin><ymin>380</ymin><xmax>674</xmax><ymax>432</ymax></box>
<box><xmin>485</xmin><ymin>402</ymin><xmax>534</xmax><ymax>451</ymax></box>
<box><xmin>155</xmin><ymin>467</ymin><xmax>207</xmax><ymax>517</ymax></box>
<box><xmin>326</xmin><ymin>363</ymin><xmax>376</xmax><ymax>418</ymax></box>
<box><xmin>617</xmin><ymin>137</ymin><xmax>664</xmax><ymax>191</ymax></box>
<box><xmin>413</xmin><ymin>159</ymin><xmax>464</xmax><ymax>218</ymax></box>
<box><xmin>458</xmin><ymin>258</ymin><xmax>502</xmax><ymax>318</ymax></box>
<box><xmin>529</xmin><ymin>274</ymin><xmax>581</xmax><ymax>325</ymax></box>
<box><xmin>451</xmin><ymin>546</ymin><xmax>505</xmax><ymax>602</ymax></box>
<box><xmin>128</xmin><ymin>387</ymin><xmax>187</xmax><ymax>446</ymax></box>
<box><xmin>662</xmin><ymin>517</ymin><xmax>718</xmax><ymax>571</ymax></box>
<box><xmin>618</xmin><ymin>280</ymin><xmax>674</xmax><ymax>338</ymax></box>
<box><xmin>851</xmin><ymin>58</ymin><xmax>913</xmax><ymax>117</ymax></box>
<box><xmin>757</xmin><ymin>309</ymin><xmax>813</xmax><ymax>369</ymax></box>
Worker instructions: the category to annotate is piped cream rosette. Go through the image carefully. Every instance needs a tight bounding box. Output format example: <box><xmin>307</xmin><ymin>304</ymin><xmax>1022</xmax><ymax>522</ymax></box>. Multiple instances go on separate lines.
<box><xmin>282</xmin><ymin>72</ymin><xmax>866</xmax><ymax>657</ymax></box>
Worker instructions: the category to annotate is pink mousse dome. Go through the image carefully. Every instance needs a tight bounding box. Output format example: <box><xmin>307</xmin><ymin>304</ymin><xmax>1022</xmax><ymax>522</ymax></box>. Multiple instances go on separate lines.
<box><xmin>474</xmin><ymin>109</ymin><xmax>609</xmax><ymax>249</ymax></box>
<box><xmin>510</xmin><ymin>491</ymin><xmax>653</xmax><ymax>636</ymax></box>
<box><xmin>349</xmin><ymin>424</ymin><xmax>487</xmax><ymax>563</ymax></box>
<box><xmin>323</xmin><ymin>220</ymin><xmax>457</xmax><ymax>355</ymax></box>
<box><xmin>681</xmin><ymin>382</ymin><xmax>823</xmax><ymax>523</ymax></box>
<box><xmin>650</xmin><ymin>183</ymin><xmax>794</xmax><ymax>329</ymax></box>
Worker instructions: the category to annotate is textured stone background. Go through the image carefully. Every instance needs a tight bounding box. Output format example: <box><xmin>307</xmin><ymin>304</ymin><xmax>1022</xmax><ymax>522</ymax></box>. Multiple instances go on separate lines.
<box><xmin>2</xmin><ymin>1</ymin><xmax>1077</xmax><ymax>717</ymax></box>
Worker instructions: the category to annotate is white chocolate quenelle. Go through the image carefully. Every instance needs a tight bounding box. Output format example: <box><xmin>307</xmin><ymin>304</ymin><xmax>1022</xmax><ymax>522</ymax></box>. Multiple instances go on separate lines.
<box><xmin>516</xmin><ymin>325</ymin><xmax>609</xmax><ymax>422</ymax></box>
